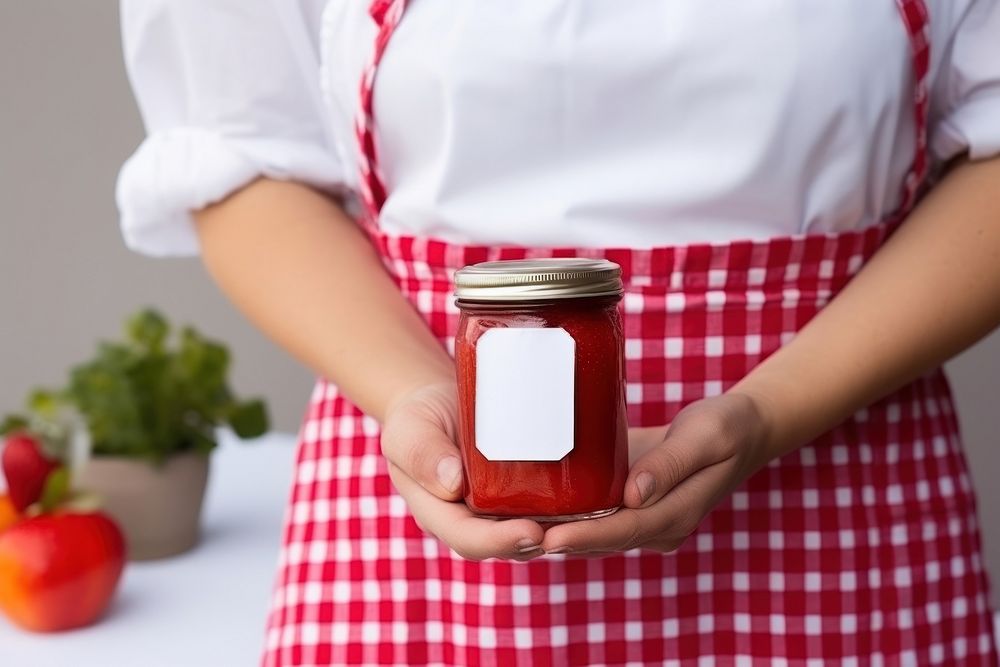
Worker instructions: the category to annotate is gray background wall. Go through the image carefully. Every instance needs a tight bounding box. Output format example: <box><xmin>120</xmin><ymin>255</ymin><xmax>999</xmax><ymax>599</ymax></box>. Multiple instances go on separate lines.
<box><xmin>0</xmin><ymin>3</ymin><xmax>996</xmax><ymax>603</ymax></box>
<box><xmin>0</xmin><ymin>2</ymin><xmax>316</xmax><ymax>435</ymax></box>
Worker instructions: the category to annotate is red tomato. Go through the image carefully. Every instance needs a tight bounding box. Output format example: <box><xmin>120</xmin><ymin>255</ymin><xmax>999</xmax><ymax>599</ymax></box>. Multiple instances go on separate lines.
<box><xmin>0</xmin><ymin>511</ymin><xmax>125</xmax><ymax>632</ymax></box>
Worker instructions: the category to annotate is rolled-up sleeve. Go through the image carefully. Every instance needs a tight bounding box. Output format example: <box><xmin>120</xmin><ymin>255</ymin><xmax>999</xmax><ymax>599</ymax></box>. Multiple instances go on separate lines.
<box><xmin>116</xmin><ymin>0</ymin><xmax>346</xmax><ymax>256</ymax></box>
<box><xmin>930</xmin><ymin>0</ymin><xmax>1000</xmax><ymax>162</ymax></box>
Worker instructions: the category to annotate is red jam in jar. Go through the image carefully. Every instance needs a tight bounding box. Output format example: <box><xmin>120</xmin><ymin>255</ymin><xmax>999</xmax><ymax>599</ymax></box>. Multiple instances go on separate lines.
<box><xmin>454</xmin><ymin>259</ymin><xmax>628</xmax><ymax>521</ymax></box>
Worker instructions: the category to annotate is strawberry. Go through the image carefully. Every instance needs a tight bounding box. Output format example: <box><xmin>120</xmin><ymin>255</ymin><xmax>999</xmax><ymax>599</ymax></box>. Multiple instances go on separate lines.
<box><xmin>2</xmin><ymin>435</ymin><xmax>60</xmax><ymax>512</ymax></box>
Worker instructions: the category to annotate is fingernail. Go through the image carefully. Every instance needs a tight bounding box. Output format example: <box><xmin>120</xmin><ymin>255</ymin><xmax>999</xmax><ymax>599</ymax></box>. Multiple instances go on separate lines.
<box><xmin>635</xmin><ymin>471</ymin><xmax>655</xmax><ymax>505</ymax></box>
<box><xmin>436</xmin><ymin>456</ymin><xmax>462</xmax><ymax>493</ymax></box>
<box><xmin>545</xmin><ymin>546</ymin><xmax>572</xmax><ymax>555</ymax></box>
<box><xmin>516</xmin><ymin>538</ymin><xmax>540</xmax><ymax>553</ymax></box>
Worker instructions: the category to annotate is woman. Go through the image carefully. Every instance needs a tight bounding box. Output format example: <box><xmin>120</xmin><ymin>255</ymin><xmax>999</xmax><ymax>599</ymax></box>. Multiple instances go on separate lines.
<box><xmin>118</xmin><ymin>1</ymin><xmax>1000</xmax><ymax>664</ymax></box>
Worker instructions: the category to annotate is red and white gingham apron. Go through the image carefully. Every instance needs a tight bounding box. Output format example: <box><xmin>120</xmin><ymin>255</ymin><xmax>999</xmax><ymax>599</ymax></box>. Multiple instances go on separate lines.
<box><xmin>264</xmin><ymin>2</ymin><xmax>998</xmax><ymax>664</ymax></box>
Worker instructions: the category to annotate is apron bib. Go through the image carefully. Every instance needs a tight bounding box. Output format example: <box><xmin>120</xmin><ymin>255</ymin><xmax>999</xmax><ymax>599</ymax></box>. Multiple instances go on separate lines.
<box><xmin>264</xmin><ymin>2</ymin><xmax>997</xmax><ymax>664</ymax></box>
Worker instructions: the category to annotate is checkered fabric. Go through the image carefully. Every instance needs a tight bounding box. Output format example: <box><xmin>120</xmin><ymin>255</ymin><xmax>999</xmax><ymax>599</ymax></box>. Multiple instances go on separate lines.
<box><xmin>263</xmin><ymin>0</ymin><xmax>998</xmax><ymax>664</ymax></box>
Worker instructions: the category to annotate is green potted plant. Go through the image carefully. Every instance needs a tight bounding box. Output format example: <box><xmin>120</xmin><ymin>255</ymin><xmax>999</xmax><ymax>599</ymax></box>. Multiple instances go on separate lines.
<box><xmin>2</xmin><ymin>309</ymin><xmax>268</xmax><ymax>560</ymax></box>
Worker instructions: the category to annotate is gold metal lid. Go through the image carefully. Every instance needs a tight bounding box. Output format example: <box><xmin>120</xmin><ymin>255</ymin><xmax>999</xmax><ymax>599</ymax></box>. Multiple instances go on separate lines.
<box><xmin>454</xmin><ymin>258</ymin><xmax>623</xmax><ymax>301</ymax></box>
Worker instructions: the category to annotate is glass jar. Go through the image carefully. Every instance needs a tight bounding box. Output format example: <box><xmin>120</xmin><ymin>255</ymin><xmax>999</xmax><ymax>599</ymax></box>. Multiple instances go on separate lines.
<box><xmin>453</xmin><ymin>258</ymin><xmax>628</xmax><ymax>521</ymax></box>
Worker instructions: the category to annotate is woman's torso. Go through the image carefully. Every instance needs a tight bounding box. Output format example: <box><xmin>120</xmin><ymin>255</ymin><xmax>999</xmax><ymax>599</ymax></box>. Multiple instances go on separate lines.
<box><xmin>316</xmin><ymin>0</ymin><xmax>971</xmax><ymax>248</ymax></box>
<box><xmin>255</xmin><ymin>3</ymin><xmax>1000</xmax><ymax>663</ymax></box>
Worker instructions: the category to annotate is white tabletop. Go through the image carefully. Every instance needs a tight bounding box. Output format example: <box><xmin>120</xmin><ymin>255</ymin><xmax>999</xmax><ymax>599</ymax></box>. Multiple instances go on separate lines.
<box><xmin>0</xmin><ymin>432</ymin><xmax>297</xmax><ymax>667</ymax></box>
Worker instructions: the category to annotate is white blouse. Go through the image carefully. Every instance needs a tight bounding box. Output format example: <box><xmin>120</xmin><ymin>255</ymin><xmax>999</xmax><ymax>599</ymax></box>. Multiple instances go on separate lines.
<box><xmin>117</xmin><ymin>0</ymin><xmax>1000</xmax><ymax>256</ymax></box>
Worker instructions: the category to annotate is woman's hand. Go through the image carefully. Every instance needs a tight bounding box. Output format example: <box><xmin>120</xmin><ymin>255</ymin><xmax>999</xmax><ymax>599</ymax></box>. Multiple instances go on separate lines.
<box><xmin>193</xmin><ymin>182</ymin><xmax>546</xmax><ymax>558</ymax></box>
<box><xmin>540</xmin><ymin>392</ymin><xmax>772</xmax><ymax>555</ymax></box>
<box><xmin>380</xmin><ymin>381</ymin><xmax>546</xmax><ymax>561</ymax></box>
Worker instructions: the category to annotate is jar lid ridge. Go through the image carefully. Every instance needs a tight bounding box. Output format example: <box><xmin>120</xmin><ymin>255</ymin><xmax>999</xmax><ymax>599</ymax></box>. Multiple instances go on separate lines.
<box><xmin>454</xmin><ymin>258</ymin><xmax>623</xmax><ymax>301</ymax></box>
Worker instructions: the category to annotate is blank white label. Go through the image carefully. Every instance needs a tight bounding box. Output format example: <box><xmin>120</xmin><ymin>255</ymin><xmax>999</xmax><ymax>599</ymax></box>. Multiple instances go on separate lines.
<box><xmin>475</xmin><ymin>327</ymin><xmax>575</xmax><ymax>461</ymax></box>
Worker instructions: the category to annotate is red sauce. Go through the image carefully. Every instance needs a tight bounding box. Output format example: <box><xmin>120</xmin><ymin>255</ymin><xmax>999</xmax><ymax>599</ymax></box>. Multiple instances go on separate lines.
<box><xmin>455</xmin><ymin>295</ymin><xmax>628</xmax><ymax>520</ymax></box>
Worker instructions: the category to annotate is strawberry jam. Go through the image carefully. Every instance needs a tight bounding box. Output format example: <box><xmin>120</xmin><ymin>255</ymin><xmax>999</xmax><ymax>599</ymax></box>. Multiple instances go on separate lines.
<box><xmin>453</xmin><ymin>259</ymin><xmax>628</xmax><ymax>520</ymax></box>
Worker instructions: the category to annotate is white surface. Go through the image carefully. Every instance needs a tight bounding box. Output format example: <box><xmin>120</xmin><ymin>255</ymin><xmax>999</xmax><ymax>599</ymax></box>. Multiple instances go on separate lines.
<box><xmin>476</xmin><ymin>327</ymin><xmax>575</xmax><ymax>461</ymax></box>
<box><xmin>0</xmin><ymin>432</ymin><xmax>297</xmax><ymax>667</ymax></box>
<box><xmin>116</xmin><ymin>0</ymin><xmax>1000</xmax><ymax>257</ymax></box>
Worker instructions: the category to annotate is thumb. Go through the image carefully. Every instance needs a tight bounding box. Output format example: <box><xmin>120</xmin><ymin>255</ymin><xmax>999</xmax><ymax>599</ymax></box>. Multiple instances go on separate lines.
<box><xmin>380</xmin><ymin>398</ymin><xmax>464</xmax><ymax>502</ymax></box>
<box><xmin>624</xmin><ymin>427</ymin><xmax>717</xmax><ymax>509</ymax></box>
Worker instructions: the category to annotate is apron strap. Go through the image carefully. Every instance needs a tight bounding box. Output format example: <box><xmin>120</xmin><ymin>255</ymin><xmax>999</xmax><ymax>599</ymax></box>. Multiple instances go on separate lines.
<box><xmin>355</xmin><ymin>0</ymin><xmax>408</xmax><ymax>228</ymax></box>
<box><xmin>355</xmin><ymin>0</ymin><xmax>931</xmax><ymax>228</ymax></box>
<box><xmin>891</xmin><ymin>0</ymin><xmax>932</xmax><ymax>224</ymax></box>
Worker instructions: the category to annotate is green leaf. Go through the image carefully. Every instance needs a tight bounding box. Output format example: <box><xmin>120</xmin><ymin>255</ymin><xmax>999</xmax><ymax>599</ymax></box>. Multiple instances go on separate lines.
<box><xmin>228</xmin><ymin>399</ymin><xmax>269</xmax><ymax>439</ymax></box>
<box><xmin>39</xmin><ymin>467</ymin><xmax>70</xmax><ymax>512</ymax></box>
<box><xmin>28</xmin><ymin>389</ymin><xmax>62</xmax><ymax>419</ymax></box>
<box><xmin>126</xmin><ymin>308</ymin><xmax>169</xmax><ymax>351</ymax></box>
<box><xmin>67</xmin><ymin>355</ymin><xmax>146</xmax><ymax>457</ymax></box>
<box><xmin>177</xmin><ymin>328</ymin><xmax>229</xmax><ymax>400</ymax></box>
<box><xmin>0</xmin><ymin>414</ymin><xmax>29</xmax><ymax>436</ymax></box>
<box><xmin>191</xmin><ymin>429</ymin><xmax>217</xmax><ymax>455</ymax></box>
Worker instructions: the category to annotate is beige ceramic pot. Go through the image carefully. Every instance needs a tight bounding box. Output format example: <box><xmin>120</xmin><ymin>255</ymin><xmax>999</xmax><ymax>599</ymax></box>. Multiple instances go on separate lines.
<box><xmin>75</xmin><ymin>451</ymin><xmax>210</xmax><ymax>561</ymax></box>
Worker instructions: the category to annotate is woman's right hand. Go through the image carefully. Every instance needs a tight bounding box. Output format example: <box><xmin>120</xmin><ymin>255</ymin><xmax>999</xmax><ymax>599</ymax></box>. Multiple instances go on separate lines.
<box><xmin>380</xmin><ymin>381</ymin><xmax>546</xmax><ymax>561</ymax></box>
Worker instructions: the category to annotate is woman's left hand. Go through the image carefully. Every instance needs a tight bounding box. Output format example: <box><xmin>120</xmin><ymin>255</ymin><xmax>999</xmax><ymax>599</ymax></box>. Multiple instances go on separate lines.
<box><xmin>540</xmin><ymin>392</ymin><xmax>774</xmax><ymax>555</ymax></box>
